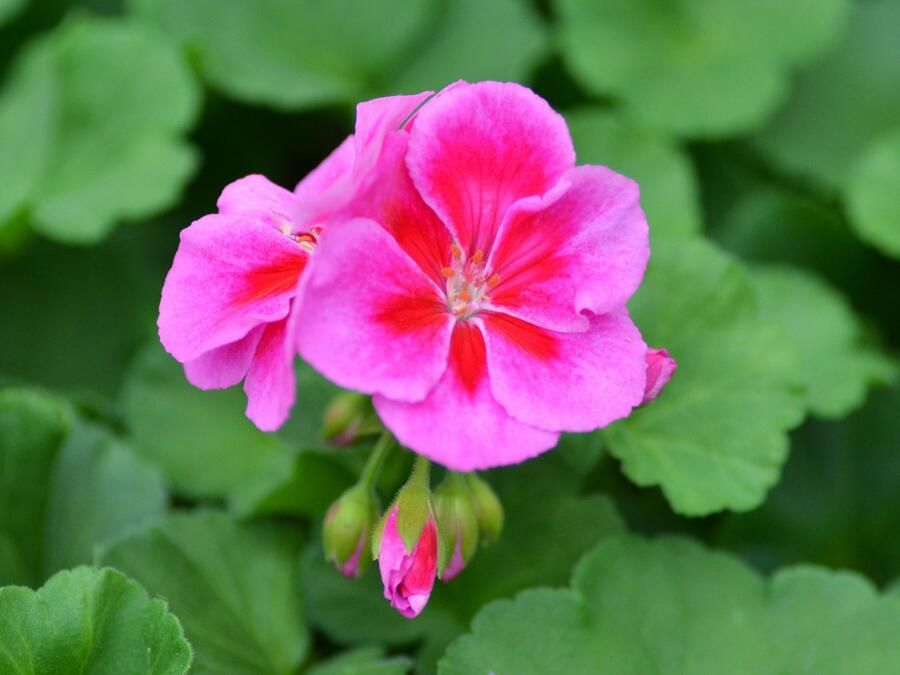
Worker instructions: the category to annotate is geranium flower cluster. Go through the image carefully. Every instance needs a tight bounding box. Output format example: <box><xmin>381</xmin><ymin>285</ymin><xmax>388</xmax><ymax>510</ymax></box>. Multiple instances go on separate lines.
<box><xmin>158</xmin><ymin>81</ymin><xmax>675</xmax><ymax>617</ymax></box>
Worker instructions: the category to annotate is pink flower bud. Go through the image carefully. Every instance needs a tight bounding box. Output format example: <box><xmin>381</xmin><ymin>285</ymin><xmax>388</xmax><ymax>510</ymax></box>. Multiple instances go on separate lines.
<box><xmin>377</xmin><ymin>507</ymin><xmax>438</xmax><ymax>618</ymax></box>
<box><xmin>323</xmin><ymin>485</ymin><xmax>375</xmax><ymax>578</ymax></box>
<box><xmin>642</xmin><ymin>348</ymin><xmax>677</xmax><ymax>404</ymax></box>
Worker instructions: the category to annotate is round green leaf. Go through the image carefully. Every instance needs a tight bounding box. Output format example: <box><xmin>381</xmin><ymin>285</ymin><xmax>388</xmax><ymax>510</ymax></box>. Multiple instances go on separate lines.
<box><xmin>555</xmin><ymin>0</ymin><xmax>846</xmax><ymax>137</ymax></box>
<box><xmin>100</xmin><ymin>511</ymin><xmax>308</xmax><ymax>675</ymax></box>
<box><xmin>750</xmin><ymin>265</ymin><xmax>896</xmax><ymax>418</ymax></box>
<box><xmin>603</xmin><ymin>237</ymin><xmax>805</xmax><ymax>515</ymax></box>
<box><xmin>130</xmin><ymin>0</ymin><xmax>435</xmax><ymax>109</ymax></box>
<box><xmin>0</xmin><ymin>16</ymin><xmax>200</xmax><ymax>243</ymax></box>
<box><xmin>566</xmin><ymin>108</ymin><xmax>701</xmax><ymax>237</ymax></box>
<box><xmin>440</xmin><ymin>535</ymin><xmax>900</xmax><ymax>674</ymax></box>
<box><xmin>753</xmin><ymin>0</ymin><xmax>900</xmax><ymax>190</ymax></box>
<box><xmin>387</xmin><ymin>0</ymin><xmax>548</xmax><ymax>93</ymax></box>
<box><xmin>121</xmin><ymin>342</ymin><xmax>292</xmax><ymax>499</ymax></box>
<box><xmin>0</xmin><ymin>566</ymin><xmax>191</xmax><ymax>674</ymax></box>
<box><xmin>847</xmin><ymin>128</ymin><xmax>900</xmax><ymax>259</ymax></box>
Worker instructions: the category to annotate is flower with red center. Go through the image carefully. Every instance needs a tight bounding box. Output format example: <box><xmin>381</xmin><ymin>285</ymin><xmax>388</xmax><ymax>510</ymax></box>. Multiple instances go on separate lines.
<box><xmin>377</xmin><ymin>506</ymin><xmax>438</xmax><ymax>618</ymax></box>
<box><xmin>295</xmin><ymin>80</ymin><xmax>672</xmax><ymax>469</ymax></box>
<box><xmin>157</xmin><ymin>91</ymin><xmax>432</xmax><ymax>430</ymax></box>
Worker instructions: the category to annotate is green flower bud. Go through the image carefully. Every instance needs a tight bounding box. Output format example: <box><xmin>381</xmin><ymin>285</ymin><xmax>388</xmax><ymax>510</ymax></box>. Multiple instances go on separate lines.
<box><xmin>466</xmin><ymin>473</ymin><xmax>504</xmax><ymax>544</ymax></box>
<box><xmin>372</xmin><ymin>454</ymin><xmax>434</xmax><ymax>558</ymax></box>
<box><xmin>322</xmin><ymin>392</ymin><xmax>380</xmax><ymax>445</ymax></box>
<box><xmin>323</xmin><ymin>483</ymin><xmax>376</xmax><ymax>578</ymax></box>
<box><xmin>434</xmin><ymin>473</ymin><xmax>479</xmax><ymax>580</ymax></box>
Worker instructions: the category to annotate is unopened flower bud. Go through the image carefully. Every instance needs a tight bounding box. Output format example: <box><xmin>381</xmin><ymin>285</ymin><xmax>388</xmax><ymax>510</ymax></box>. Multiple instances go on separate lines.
<box><xmin>373</xmin><ymin>455</ymin><xmax>437</xmax><ymax>618</ymax></box>
<box><xmin>466</xmin><ymin>473</ymin><xmax>503</xmax><ymax>544</ymax></box>
<box><xmin>323</xmin><ymin>484</ymin><xmax>375</xmax><ymax>578</ymax></box>
<box><xmin>322</xmin><ymin>392</ymin><xmax>380</xmax><ymax>445</ymax></box>
<box><xmin>641</xmin><ymin>348</ymin><xmax>677</xmax><ymax>404</ymax></box>
<box><xmin>434</xmin><ymin>474</ymin><xmax>479</xmax><ymax>581</ymax></box>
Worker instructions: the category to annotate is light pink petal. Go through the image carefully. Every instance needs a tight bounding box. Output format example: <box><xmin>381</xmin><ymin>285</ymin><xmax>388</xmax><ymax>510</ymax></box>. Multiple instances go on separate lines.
<box><xmin>348</xmin><ymin>133</ymin><xmax>453</xmax><ymax>285</ymax></box>
<box><xmin>407</xmin><ymin>81</ymin><xmax>575</xmax><ymax>255</ymax></box>
<box><xmin>294</xmin><ymin>91</ymin><xmax>433</xmax><ymax>227</ymax></box>
<box><xmin>374</xmin><ymin>322</ymin><xmax>559</xmax><ymax>471</ymax></box>
<box><xmin>441</xmin><ymin>537</ymin><xmax>466</xmax><ymax>582</ymax></box>
<box><xmin>294</xmin><ymin>218</ymin><xmax>453</xmax><ymax>403</ymax></box>
<box><xmin>244</xmin><ymin>318</ymin><xmax>295</xmax><ymax>432</ymax></box>
<box><xmin>293</xmin><ymin>135</ymin><xmax>356</xmax><ymax>226</ymax></box>
<box><xmin>642</xmin><ymin>348</ymin><xmax>677</xmax><ymax>404</ymax></box>
<box><xmin>487</xmin><ymin>165</ymin><xmax>649</xmax><ymax>332</ymax></box>
<box><xmin>378</xmin><ymin>508</ymin><xmax>438</xmax><ymax>619</ymax></box>
<box><xmin>482</xmin><ymin>309</ymin><xmax>647</xmax><ymax>432</ymax></box>
<box><xmin>217</xmin><ymin>174</ymin><xmax>295</xmax><ymax>230</ymax></box>
<box><xmin>183</xmin><ymin>326</ymin><xmax>264</xmax><ymax>390</ymax></box>
<box><xmin>158</xmin><ymin>214</ymin><xmax>307</xmax><ymax>363</ymax></box>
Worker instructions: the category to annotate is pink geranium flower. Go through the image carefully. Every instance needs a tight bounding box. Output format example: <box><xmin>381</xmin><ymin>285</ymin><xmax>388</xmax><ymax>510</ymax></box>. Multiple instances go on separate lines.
<box><xmin>295</xmin><ymin>81</ymin><xmax>666</xmax><ymax>469</ymax></box>
<box><xmin>157</xmin><ymin>92</ymin><xmax>431</xmax><ymax>430</ymax></box>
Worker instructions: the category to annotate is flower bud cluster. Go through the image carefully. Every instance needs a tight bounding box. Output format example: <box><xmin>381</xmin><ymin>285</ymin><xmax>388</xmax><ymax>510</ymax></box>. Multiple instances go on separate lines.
<box><xmin>322</xmin><ymin>444</ymin><xmax>503</xmax><ymax>619</ymax></box>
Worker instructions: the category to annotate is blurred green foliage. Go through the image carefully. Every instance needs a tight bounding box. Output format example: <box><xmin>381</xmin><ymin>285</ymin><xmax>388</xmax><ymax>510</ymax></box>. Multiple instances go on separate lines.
<box><xmin>0</xmin><ymin>0</ymin><xmax>897</xmax><ymax>673</ymax></box>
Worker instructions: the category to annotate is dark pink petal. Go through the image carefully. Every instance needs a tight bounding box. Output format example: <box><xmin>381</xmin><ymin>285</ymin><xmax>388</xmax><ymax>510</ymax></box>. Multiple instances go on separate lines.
<box><xmin>378</xmin><ymin>507</ymin><xmax>438</xmax><ymax>618</ymax></box>
<box><xmin>244</xmin><ymin>318</ymin><xmax>295</xmax><ymax>432</ymax></box>
<box><xmin>487</xmin><ymin>165</ymin><xmax>649</xmax><ymax>332</ymax></box>
<box><xmin>374</xmin><ymin>322</ymin><xmax>559</xmax><ymax>470</ymax></box>
<box><xmin>294</xmin><ymin>218</ymin><xmax>453</xmax><ymax>403</ymax></box>
<box><xmin>295</xmin><ymin>91</ymin><xmax>433</xmax><ymax>227</ymax></box>
<box><xmin>183</xmin><ymin>326</ymin><xmax>264</xmax><ymax>390</ymax></box>
<box><xmin>407</xmin><ymin>81</ymin><xmax>575</xmax><ymax>255</ymax></box>
<box><xmin>158</xmin><ymin>213</ymin><xmax>307</xmax><ymax>363</ymax></box>
<box><xmin>217</xmin><ymin>174</ymin><xmax>295</xmax><ymax>229</ymax></box>
<box><xmin>642</xmin><ymin>348</ymin><xmax>677</xmax><ymax>404</ymax></box>
<box><xmin>482</xmin><ymin>309</ymin><xmax>647</xmax><ymax>432</ymax></box>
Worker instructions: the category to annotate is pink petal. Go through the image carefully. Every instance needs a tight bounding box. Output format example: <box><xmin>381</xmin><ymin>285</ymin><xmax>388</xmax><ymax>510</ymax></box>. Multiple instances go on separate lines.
<box><xmin>349</xmin><ymin>133</ymin><xmax>453</xmax><ymax>285</ymax></box>
<box><xmin>158</xmin><ymin>213</ymin><xmax>307</xmax><ymax>363</ymax></box>
<box><xmin>294</xmin><ymin>91</ymin><xmax>433</xmax><ymax>227</ymax></box>
<box><xmin>482</xmin><ymin>309</ymin><xmax>647</xmax><ymax>432</ymax></box>
<box><xmin>217</xmin><ymin>174</ymin><xmax>295</xmax><ymax>229</ymax></box>
<box><xmin>407</xmin><ymin>81</ymin><xmax>575</xmax><ymax>255</ymax></box>
<box><xmin>374</xmin><ymin>322</ymin><xmax>559</xmax><ymax>470</ymax></box>
<box><xmin>642</xmin><ymin>348</ymin><xmax>677</xmax><ymax>404</ymax></box>
<box><xmin>441</xmin><ymin>537</ymin><xmax>467</xmax><ymax>582</ymax></box>
<box><xmin>244</xmin><ymin>318</ymin><xmax>296</xmax><ymax>432</ymax></box>
<box><xmin>183</xmin><ymin>326</ymin><xmax>264</xmax><ymax>390</ymax></box>
<box><xmin>294</xmin><ymin>218</ymin><xmax>453</xmax><ymax>403</ymax></box>
<box><xmin>487</xmin><ymin>165</ymin><xmax>649</xmax><ymax>332</ymax></box>
<box><xmin>378</xmin><ymin>508</ymin><xmax>438</xmax><ymax>619</ymax></box>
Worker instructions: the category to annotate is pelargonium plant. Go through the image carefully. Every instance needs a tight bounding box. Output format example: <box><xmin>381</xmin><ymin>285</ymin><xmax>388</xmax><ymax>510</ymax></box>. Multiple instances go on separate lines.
<box><xmin>158</xmin><ymin>81</ymin><xmax>675</xmax><ymax>618</ymax></box>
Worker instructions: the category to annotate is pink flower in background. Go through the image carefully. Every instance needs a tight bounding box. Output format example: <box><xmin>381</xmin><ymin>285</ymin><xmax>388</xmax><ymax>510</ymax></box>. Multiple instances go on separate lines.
<box><xmin>296</xmin><ymin>81</ymin><xmax>667</xmax><ymax>469</ymax></box>
<box><xmin>157</xmin><ymin>92</ymin><xmax>431</xmax><ymax>430</ymax></box>
<box><xmin>642</xmin><ymin>348</ymin><xmax>677</xmax><ymax>404</ymax></box>
<box><xmin>378</xmin><ymin>507</ymin><xmax>438</xmax><ymax>618</ymax></box>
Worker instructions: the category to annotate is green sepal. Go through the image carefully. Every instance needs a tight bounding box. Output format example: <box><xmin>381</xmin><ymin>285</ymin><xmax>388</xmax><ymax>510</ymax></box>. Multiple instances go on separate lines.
<box><xmin>467</xmin><ymin>473</ymin><xmax>504</xmax><ymax>544</ymax></box>
<box><xmin>434</xmin><ymin>473</ymin><xmax>480</xmax><ymax>577</ymax></box>
<box><xmin>372</xmin><ymin>454</ymin><xmax>433</xmax><ymax>556</ymax></box>
<box><xmin>323</xmin><ymin>483</ymin><xmax>376</xmax><ymax>570</ymax></box>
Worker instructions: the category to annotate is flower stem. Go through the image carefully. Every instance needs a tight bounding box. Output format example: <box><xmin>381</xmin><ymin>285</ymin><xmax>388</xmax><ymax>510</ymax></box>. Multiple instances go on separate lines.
<box><xmin>408</xmin><ymin>453</ymin><xmax>431</xmax><ymax>490</ymax></box>
<box><xmin>359</xmin><ymin>431</ymin><xmax>395</xmax><ymax>488</ymax></box>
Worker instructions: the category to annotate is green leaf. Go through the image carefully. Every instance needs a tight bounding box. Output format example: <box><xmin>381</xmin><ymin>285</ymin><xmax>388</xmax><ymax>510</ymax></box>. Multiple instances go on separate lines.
<box><xmin>0</xmin><ymin>15</ymin><xmax>200</xmax><ymax>243</ymax></box>
<box><xmin>304</xmin><ymin>446</ymin><xmax>623</xmax><ymax>670</ymax></box>
<box><xmin>753</xmin><ymin>0</ymin><xmax>900</xmax><ymax>190</ymax></box>
<box><xmin>0</xmin><ymin>566</ymin><xmax>191</xmax><ymax>674</ymax></box>
<box><xmin>566</xmin><ymin>108</ymin><xmax>701</xmax><ymax>237</ymax></box>
<box><xmin>0</xmin><ymin>389</ymin><xmax>68</xmax><ymax>586</ymax></box>
<box><xmin>847</xmin><ymin>128</ymin><xmax>900</xmax><ymax>259</ymax></box>
<box><xmin>121</xmin><ymin>341</ymin><xmax>292</xmax><ymax>499</ymax></box>
<box><xmin>130</xmin><ymin>0</ymin><xmax>435</xmax><ymax>109</ymax></box>
<box><xmin>307</xmin><ymin>647</ymin><xmax>412</xmax><ymax>675</ymax></box>
<box><xmin>100</xmin><ymin>511</ymin><xmax>308</xmax><ymax>675</ymax></box>
<box><xmin>719</xmin><ymin>386</ymin><xmax>900</xmax><ymax>585</ymax></box>
<box><xmin>42</xmin><ymin>420</ymin><xmax>168</xmax><ymax>577</ymax></box>
<box><xmin>603</xmin><ymin>237</ymin><xmax>805</xmax><ymax>515</ymax></box>
<box><xmin>0</xmin><ymin>0</ymin><xmax>26</xmax><ymax>26</ymax></box>
<box><xmin>555</xmin><ymin>0</ymin><xmax>848</xmax><ymax>137</ymax></box>
<box><xmin>440</xmin><ymin>535</ymin><xmax>900</xmax><ymax>675</ymax></box>
<box><xmin>387</xmin><ymin>0</ymin><xmax>547</xmax><ymax>93</ymax></box>
<box><xmin>750</xmin><ymin>265</ymin><xmax>896</xmax><ymax>418</ymax></box>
